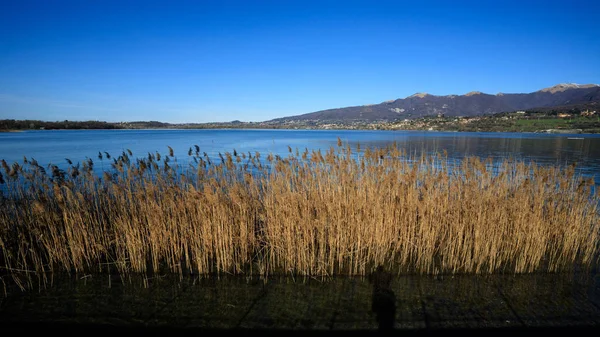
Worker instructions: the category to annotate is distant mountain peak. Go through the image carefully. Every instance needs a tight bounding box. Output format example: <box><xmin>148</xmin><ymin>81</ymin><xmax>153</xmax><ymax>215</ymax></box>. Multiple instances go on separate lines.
<box><xmin>408</xmin><ymin>92</ymin><xmax>430</xmax><ymax>98</ymax></box>
<box><xmin>539</xmin><ymin>83</ymin><xmax>599</xmax><ymax>94</ymax></box>
<box><xmin>267</xmin><ymin>83</ymin><xmax>600</xmax><ymax>124</ymax></box>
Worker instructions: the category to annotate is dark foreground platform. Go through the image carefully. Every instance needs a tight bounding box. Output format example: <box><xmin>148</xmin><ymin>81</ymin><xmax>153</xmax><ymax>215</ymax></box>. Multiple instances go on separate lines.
<box><xmin>1</xmin><ymin>270</ymin><xmax>599</xmax><ymax>336</ymax></box>
<box><xmin>3</xmin><ymin>323</ymin><xmax>600</xmax><ymax>337</ymax></box>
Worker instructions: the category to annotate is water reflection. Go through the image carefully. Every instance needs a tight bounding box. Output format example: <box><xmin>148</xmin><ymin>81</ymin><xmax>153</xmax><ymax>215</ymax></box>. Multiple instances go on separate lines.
<box><xmin>349</xmin><ymin>132</ymin><xmax>600</xmax><ymax>183</ymax></box>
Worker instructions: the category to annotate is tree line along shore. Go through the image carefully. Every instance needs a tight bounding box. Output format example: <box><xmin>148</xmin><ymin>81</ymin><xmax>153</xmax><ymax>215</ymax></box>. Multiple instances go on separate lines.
<box><xmin>2</xmin><ymin>106</ymin><xmax>600</xmax><ymax>133</ymax></box>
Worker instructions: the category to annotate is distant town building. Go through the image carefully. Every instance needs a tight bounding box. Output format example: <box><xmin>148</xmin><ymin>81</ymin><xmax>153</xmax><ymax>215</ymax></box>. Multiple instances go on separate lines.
<box><xmin>582</xmin><ymin>110</ymin><xmax>598</xmax><ymax>117</ymax></box>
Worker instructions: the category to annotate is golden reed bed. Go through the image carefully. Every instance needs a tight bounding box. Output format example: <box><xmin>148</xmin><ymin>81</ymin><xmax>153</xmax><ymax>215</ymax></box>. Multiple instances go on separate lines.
<box><xmin>1</xmin><ymin>139</ymin><xmax>599</xmax><ymax>290</ymax></box>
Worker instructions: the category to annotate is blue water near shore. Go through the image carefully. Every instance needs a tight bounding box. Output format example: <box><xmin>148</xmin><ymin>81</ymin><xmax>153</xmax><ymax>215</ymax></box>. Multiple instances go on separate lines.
<box><xmin>2</xmin><ymin>129</ymin><xmax>600</xmax><ymax>182</ymax></box>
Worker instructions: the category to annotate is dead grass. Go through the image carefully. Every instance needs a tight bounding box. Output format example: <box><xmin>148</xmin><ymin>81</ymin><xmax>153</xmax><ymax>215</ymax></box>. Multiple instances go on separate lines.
<box><xmin>1</xmin><ymin>140</ymin><xmax>599</xmax><ymax>290</ymax></box>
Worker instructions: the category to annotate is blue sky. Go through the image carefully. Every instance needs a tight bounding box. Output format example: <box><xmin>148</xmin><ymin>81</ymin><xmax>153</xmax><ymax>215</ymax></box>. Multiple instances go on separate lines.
<box><xmin>1</xmin><ymin>0</ymin><xmax>599</xmax><ymax>123</ymax></box>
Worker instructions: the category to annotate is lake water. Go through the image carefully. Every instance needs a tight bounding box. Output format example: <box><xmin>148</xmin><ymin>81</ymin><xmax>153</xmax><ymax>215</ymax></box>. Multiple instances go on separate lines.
<box><xmin>2</xmin><ymin>129</ymin><xmax>600</xmax><ymax>183</ymax></box>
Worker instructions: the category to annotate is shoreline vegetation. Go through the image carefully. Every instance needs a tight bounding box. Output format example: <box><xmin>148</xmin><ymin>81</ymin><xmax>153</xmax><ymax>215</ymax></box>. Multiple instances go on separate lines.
<box><xmin>1</xmin><ymin>140</ymin><xmax>599</xmax><ymax>292</ymax></box>
<box><xmin>2</xmin><ymin>107</ymin><xmax>600</xmax><ymax>133</ymax></box>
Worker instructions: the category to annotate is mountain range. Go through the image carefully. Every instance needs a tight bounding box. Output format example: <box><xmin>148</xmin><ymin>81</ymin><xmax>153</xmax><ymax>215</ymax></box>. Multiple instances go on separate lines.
<box><xmin>267</xmin><ymin>83</ymin><xmax>600</xmax><ymax>124</ymax></box>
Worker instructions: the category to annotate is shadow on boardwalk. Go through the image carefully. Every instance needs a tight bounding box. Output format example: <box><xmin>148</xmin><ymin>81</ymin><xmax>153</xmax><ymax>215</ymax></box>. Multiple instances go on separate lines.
<box><xmin>1</xmin><ymin>268</ymin><xmax>599</xmax><ymax>336</ymax></box>
<box><xmin>369</xmin><ymin>265</ymin><xmax>396</xmax><ymax>331</ymax></box>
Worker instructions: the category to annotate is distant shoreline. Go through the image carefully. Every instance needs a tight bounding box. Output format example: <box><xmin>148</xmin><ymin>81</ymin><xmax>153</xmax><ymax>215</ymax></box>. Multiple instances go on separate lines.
<box><xmin>1</xmin><ymin>127</ymin><xmax>600</xmax><ymax>135</ymax></box>
<box><xmin>2</xmin><ymin>110</ymin><xmax>600</xmax><ymax>134</ymax></box>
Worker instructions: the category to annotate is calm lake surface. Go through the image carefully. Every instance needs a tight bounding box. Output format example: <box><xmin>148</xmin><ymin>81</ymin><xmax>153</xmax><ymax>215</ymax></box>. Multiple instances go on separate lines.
<box><xmin>2</xmin><ymin>129</ymin><xmax>600</xmax><ymax>182</ymax></box>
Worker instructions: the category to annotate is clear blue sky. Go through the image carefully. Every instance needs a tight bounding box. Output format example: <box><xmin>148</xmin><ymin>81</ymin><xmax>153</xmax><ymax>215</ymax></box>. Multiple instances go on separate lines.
<box><xmin>1</xmin><ymin>0</ymin><xmax>599</xmax><ymax>123</ymax></box>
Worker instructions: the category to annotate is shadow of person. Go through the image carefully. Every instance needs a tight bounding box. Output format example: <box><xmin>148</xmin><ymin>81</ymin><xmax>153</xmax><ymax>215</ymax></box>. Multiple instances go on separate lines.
<box><xmin>368</xmin><ymin>265</ymin><xmax>396</xmax><ymax>331</ymax></box>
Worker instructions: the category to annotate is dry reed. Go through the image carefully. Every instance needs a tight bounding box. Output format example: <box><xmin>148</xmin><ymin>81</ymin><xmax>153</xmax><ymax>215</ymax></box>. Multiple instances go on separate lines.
<box><xmin>0</xmin><ymin>140</ymin><xmax>599</xmax><ymax>290</ymax></box>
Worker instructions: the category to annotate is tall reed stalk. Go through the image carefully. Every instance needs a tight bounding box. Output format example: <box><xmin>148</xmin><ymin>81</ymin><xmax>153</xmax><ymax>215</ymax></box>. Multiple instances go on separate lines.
<box><xmin>1</xmin><ymin>141</ymin><xmax>598</xmax><ymax>290</ymax></box>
